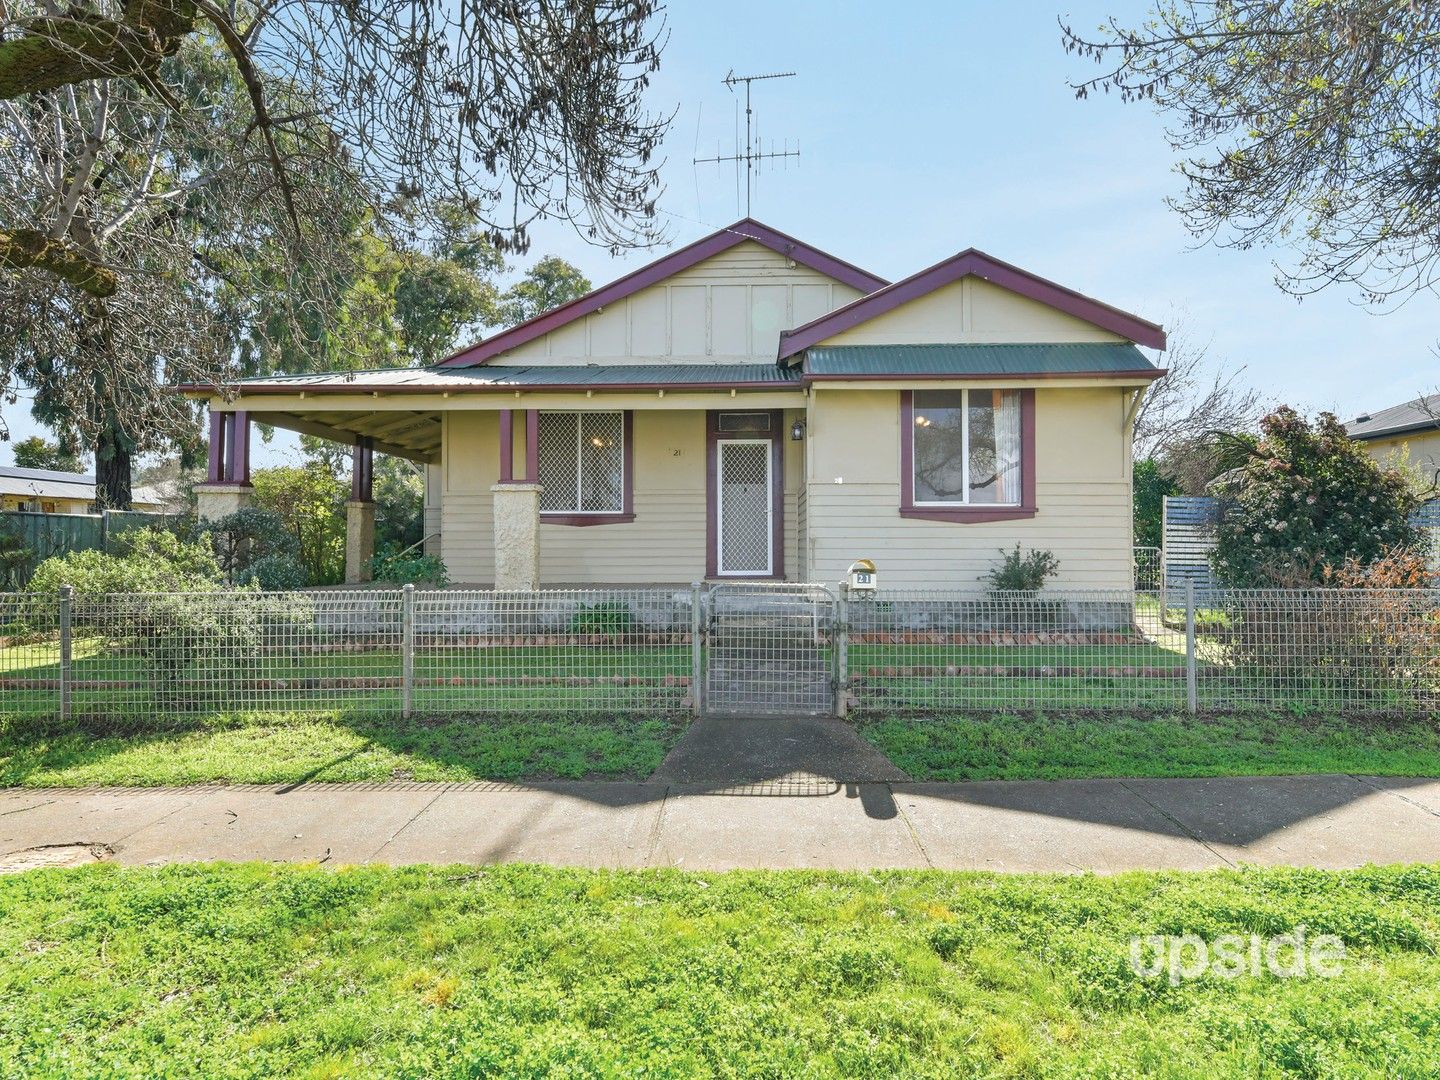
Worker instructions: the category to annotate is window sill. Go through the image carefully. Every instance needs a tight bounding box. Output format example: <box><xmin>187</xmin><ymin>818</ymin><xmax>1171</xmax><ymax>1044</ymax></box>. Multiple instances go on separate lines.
<box><xmin>540</xmin><ymin>513</ymin><xmax>636</xmax><ymax>527</ymax></box>
<box><xmin>900</xmin><ymin>506</ymin><xmax>1037</xmax><ymax>523</ymax></box>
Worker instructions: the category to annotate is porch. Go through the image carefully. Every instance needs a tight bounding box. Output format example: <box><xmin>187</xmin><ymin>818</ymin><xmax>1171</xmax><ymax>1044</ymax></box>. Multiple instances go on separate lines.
<box><xmin>190</xmin><ymin>368</ymin><xmax>809</xmax><ymax>586</ymax></box>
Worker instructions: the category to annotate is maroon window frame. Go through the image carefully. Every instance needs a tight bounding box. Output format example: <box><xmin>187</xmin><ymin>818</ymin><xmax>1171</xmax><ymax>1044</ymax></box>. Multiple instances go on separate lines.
<box><xmin>706</xmin><ymin>409</ymin><xmax>785</xmax><ymax>580</ymax></box>
<box><xmin>537</xmin><ymin>410</ymin><xmax>635</xmax><ymax>527</ymax></box>
<box><xmin>900</xmin><ymin>389</ymin><xmax>1036</xmax><ymax>523</ymax></box>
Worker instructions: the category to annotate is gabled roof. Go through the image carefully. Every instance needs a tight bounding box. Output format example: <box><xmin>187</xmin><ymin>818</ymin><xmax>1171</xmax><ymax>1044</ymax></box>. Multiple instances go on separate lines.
<box><xmin>439</xmin><ymin>218</ymin><xmax>888</xmax><ymax>368</ymax></box>
<box><xmin>777</xmin><ymin>249</ymin><xmax>1167</xmax><ymax>359</ymax></box>
<box><xmin>1347</xmin><ymin>394</ymin><xmax>1440</xmax><ymax>441</ymax></box>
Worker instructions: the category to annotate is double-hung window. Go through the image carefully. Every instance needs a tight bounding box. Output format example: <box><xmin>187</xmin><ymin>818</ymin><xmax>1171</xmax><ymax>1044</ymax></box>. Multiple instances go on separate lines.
<box><xmin>902</xmin><ymin>389</ymin><xmax>1033</xmax><ymax>520</ymax></box>
<box><xmin>537</xmin><ymin>411</ymin><xmax>629</xmax><ymax>519</ymax></box>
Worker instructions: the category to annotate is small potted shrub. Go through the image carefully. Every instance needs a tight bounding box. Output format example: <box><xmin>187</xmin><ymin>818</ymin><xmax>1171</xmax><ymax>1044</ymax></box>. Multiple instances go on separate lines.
<box><xmin>981</xmin><ymin>544</ymin><xmax>1062</xmax><ymax>631</ymax></box>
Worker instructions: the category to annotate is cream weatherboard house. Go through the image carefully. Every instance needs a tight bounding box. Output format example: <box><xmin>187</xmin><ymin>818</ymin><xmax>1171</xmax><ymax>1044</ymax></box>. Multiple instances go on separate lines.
<box><xmin>186</xmin><ymin>219</ymin><xmax>1167</xmax><ymax>589</ymax></box>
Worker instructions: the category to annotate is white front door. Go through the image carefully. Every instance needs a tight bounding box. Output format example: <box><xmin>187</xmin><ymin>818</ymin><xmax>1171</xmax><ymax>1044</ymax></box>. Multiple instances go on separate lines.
<box><xmin>716</xmin><ymin>438</ymin><xmax>773</xmax><ymax>576</ymax></box>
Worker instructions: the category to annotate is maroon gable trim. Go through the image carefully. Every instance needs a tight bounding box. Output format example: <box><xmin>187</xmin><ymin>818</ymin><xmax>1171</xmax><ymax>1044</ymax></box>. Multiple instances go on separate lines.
<box><xmin>899</xmin><ymin>389</ymin><xmax>1038</xmax><ymax>523</ymax></box>
<box><xmin>779</xmin><ymin>250</ymin><xmax>1166</xmax><ymax>359</ymax></box>
<box><xmin>440</xmin><ymin>219</ymin><xmax>888</xmax><ymax>368</ymax></box>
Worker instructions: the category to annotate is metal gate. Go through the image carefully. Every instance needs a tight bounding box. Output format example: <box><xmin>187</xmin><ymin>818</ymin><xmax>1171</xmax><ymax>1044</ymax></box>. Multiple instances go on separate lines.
<box><xmin>702</xmin><ymin>583</ymin><xmax>837</xmax><ymax>716</ymax></box>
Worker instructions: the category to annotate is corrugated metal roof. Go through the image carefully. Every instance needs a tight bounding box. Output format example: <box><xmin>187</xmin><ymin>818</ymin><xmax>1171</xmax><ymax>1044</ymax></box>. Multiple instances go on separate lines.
<box><xmin>1347</xmin><ymin>394</ymin><xmax>1440</xmax><ymax>440</ymax></box>
<box><xmin>0</xmin><ymin>466</ymin><xmax>164</xmax><ymax>505</ymax></box>
<box><xmin>211</xmin><ymin>363</ymin><xmax>804</xmax><ymax>393</ymax></box>
<box><xmin>804</xmin><ymin>343</ymin><xmax>1162</xmax><ymax>377</ymax></box>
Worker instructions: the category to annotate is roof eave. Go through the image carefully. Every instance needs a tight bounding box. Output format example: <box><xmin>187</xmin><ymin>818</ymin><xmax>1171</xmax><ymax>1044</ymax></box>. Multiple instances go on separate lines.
<box><xmin>1349</xmin><ymin>421</ymin><xmax>1440</xmax><ymax>441</ymax></box>
<box><xmin>804</xmin><ymin>369</ymin><xmax>1166</xmax><ymax>383</ymax></box>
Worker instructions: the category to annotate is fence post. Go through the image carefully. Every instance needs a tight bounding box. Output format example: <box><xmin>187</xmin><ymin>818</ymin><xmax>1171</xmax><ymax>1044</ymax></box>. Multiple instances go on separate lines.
<box><xmin>1184</xmin><ymin>579</ymin><xmax>1198</xmax><ymax>714</ymax></box>
<box><xmin>689</xmin><ymin>582</ymin><xmax>704</xmax><ymax>716</ymax></box>
<box><xmin>834</xmin><ymin>581</ymin><xmax>850</xmax><ymax>719</ymax></box>
<box><xmin>401</xmin><ymin>584</ymin><xmax>415</xmax><ymax>719</ymax></box>
<box><xmin>58</xmin><ymin>584</ymin><xmax>73</xmax><ymax>723</ymax></box>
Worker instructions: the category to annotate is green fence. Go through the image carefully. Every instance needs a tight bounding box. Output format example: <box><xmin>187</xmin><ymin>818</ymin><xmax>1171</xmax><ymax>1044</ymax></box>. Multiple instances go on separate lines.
<box><xmin>0</xmin><ymin>510</ymin><xmax>174</xmax><ymax>588</ymax></box>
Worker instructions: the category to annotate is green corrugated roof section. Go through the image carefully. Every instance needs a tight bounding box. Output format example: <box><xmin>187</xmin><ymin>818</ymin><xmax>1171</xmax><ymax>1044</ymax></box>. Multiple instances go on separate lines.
<box><xmin>804</xmin><ymin>343</ymin><xmax>1160</xmax><ymax>377</ymax></box>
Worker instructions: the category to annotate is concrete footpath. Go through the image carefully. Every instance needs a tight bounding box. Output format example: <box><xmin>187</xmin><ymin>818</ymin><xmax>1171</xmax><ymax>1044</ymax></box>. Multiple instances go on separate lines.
<box><xmin>4</xmin><ymin>773</ymin><xmax>1440</xmax><ymax>873</ymax></box>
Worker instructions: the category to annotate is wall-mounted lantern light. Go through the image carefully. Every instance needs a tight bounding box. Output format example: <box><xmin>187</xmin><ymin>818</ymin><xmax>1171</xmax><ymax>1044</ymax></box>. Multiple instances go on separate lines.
<box><xmin>790</xmin><ymin>418</ymin><xmax>806</xmax><ymax>441</ymax></box>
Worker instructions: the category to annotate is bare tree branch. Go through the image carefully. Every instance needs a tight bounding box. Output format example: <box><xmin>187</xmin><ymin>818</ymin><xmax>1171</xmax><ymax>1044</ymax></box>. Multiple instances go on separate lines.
<box><xmin>1063</xmin><ymin>3</ymin><xmax>1440</xmax><ymax>305</ymax></box>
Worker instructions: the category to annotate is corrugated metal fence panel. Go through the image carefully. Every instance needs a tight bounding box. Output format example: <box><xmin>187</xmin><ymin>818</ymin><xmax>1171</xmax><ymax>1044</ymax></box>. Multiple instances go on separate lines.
<box><xmin>1162</xmin><ymin>496</ymin><xmax>1221</xmax><ymax>601</ymax></box>
<box><xmin>0</xmin><ymin>510</ymin><xmax>172</xmax><ymax>588</ymax></box>
<box><xmin>1163</xmin><ymin>496</ymin><xmax>1440</xmax><ymax>597</ymax></box>
<box><xmin>1417</xmin><ymin>500</ymin><xmax>1440</xmax><ymax>574</ymax></box>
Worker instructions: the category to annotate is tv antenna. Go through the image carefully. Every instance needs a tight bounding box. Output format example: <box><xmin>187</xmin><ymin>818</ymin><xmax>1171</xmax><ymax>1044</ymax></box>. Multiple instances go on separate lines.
<box><xmin>693</xmin><ymin>69</ymin><xmax>800</xmax><ymax>216</ymax></box>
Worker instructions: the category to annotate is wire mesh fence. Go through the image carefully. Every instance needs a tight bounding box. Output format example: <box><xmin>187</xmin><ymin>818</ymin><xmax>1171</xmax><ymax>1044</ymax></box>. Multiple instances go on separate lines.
<box><xmin>845</xmin><ymin>587</ymin><xmax>1440</xmax><ymax>716</ymax></box>
<box><xmin>411</xmin><ymin>588</ymin><xmax>693</xmax><ymax>714</ymax></box>
<box><xmin>0</xmin><ymin>586</ymin><xmax>694</xmax><ymax>723</ymax></box>
<box><xmin>705</xmin><ymin>582</ymin><xmax>836</xmax><ymax>716</ymax></box>
<box><xmin>846</xmin><ymin>589</ymin><xmax>1189</xmax><ymax>713</ymax></box>
<box><xmin>2</xmin><ymin>584</ymin><xmax>1437</xmax><ymax>725</ymax></box>
<box><xmin>1132</xmin><ymin>545</ymin><xmax>1161</xmax><ymax>592</ymax></box>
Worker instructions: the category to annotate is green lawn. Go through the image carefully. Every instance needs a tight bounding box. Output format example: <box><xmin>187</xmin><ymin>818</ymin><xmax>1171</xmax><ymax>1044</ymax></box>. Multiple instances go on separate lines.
<box><xmin>860</xmin><ymin>711</ymin><xmax>1440</xmax><ymax>781</ymax></box>
<box><xmin>0</xmin><ymin>712</ymin><xmax>689</xmax><ymax>787</ymax></box>
<box><xmin>1</xmin><ymin>862</ymin><xmax>1438</xmax><ymax>1077</ymax></box>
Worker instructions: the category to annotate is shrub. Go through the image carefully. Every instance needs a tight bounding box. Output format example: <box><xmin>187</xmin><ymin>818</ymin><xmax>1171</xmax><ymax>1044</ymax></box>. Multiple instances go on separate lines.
<box><xmin>251</xmin><ymin>464</ymin><xmax>347</xmax><ymax>585</ymax></box>
<box><xmin>27</xmin><ymin>527</ymin><xmax>223</xmax><ymax>596</ymax></box>
<box><xmin>0</xmin><ymin>517</ymin><xmax>33</xmax><ymax>590</ymax></box>
<box><xmin>120</xmin><ymin>590</ymin><xmax>314</xmax><ymax>711</ymax></box>
<box><xmin>568</xmin><ymin>600</ymin><xmax>637</xmax><ymax>637</ymax></box>
<box><xmin>1211</xmin><ymin>408</ymin><xmax>1422</xmax><ymax>587</ymax></box>
<box><xmin>1212</xmin><ymin>546</ymin><xmax>1440</xmax><ymax>707</ymax></box>
<box><xmin>1133</xmin><ymin>458</ymin><xmax>1179</xmax><ymax>549</ymax></box>
<box><xmin>982</xmin><ymin>545</ymin><xmax>1060</xmax><ymax>592</ymax></box>
<box><xmin>198</xmin><ymin>506</ymin><xmax>299</xmax><ymax>583</ymax></box>
<box><xmin>371</xmin><ymin>549</ymin><xmax>448</xmax><ymax>587</ymax></box>
<box><xmin>239</xmin><ymin>554</ymin><xmax>310</xmax><ymax>590</ymax></box>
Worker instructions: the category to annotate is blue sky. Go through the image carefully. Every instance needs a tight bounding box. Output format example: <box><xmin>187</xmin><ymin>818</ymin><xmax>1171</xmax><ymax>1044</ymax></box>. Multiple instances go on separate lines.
<box><xmin>5</xmin><ymin>0</ymin><xmax>1436</xmax><ymax>468</ymax></box>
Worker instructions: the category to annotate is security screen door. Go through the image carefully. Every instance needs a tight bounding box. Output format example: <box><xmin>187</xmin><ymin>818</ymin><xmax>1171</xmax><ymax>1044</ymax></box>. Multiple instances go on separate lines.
<box><xmin>716</xmin><ymin>439</ymin><xmax>773</xmax><ymax>576</ymax></box>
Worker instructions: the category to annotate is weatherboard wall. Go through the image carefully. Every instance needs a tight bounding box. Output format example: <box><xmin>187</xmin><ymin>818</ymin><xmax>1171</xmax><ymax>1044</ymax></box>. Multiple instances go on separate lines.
<box><xmin>1356</xmin><ymin>429</ymin><xmax>1440</xmax><ymax>478</ymax></box>
<box><xmin>438</xmin><ymin>407</ymin><xmax>803</xmax><ymax>584</ymax></box>
<box><xmin>802</xmin><ymin>386</ymin><xmax>1134</xmax><ymax>589</ymax></box>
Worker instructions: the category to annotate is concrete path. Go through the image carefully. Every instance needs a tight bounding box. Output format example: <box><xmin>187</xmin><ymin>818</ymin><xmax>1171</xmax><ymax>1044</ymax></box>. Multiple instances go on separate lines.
<box><xmin>3</xmin><ymin>773</ymin><xmax>1440</xmax><ymax>873</ymax></box>
<box><xmin>649</xmin><ymin>716</ymin><xmax>911</xmax><ymax>785</ymax></box>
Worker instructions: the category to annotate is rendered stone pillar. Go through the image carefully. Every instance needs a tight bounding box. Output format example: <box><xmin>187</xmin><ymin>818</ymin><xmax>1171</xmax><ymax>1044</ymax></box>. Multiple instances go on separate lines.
<box><xmin>346</xmin><ymin>499</ymin><xmax>376</xmax><ymax>583</ymax></box>
<box><xmin>195</xmin><ymin>482</ymin><xmax>253</xmax><ymax>522</ymax></box>
<box><xmin>491</xmin><ymin>482</ymin><xmax>541</xmax><ymax>590</ymax></box>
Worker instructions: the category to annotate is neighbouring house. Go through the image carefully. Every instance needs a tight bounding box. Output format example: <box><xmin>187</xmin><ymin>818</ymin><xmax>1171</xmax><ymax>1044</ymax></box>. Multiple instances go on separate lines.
<box><xmin>1348</xmin><ymin>394</ymin><xmax>1440</xmax><ymax>486</ymax></box>
<box><xmin>0</xmin><ymin>466</ymin><xmax>166</xmax><ymax>515</ymax></box>
<box><xmin>181</xmin><ymin>219</ymin><xmax>1167</xmax><ymax>588</ymax></box>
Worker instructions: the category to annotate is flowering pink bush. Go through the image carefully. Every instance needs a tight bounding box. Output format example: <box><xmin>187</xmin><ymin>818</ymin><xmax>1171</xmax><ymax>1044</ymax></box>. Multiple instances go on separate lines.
<box><xmin>1211</xmin><ymin>408</ymin><xmax>1421</xmax><ymax>587</ymax></box>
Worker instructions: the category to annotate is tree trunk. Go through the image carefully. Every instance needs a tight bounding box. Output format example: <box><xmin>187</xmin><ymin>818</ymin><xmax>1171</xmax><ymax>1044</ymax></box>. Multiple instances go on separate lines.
<box><xmin>94</xmin><ymin>419</ymin><xmax>133</xmax><ymax>510</ymax></box>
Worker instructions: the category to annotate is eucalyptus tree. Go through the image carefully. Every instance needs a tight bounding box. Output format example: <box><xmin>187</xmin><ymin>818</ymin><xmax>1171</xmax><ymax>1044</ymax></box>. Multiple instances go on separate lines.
<box><xmin>1</xmin><ymin>1</ymin><xmax>670</xmax><ymax>505</ymax></box>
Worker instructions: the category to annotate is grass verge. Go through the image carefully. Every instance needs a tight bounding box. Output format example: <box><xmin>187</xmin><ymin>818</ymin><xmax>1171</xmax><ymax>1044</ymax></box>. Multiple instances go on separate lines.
<box><xmin>858</xmin><ymin>711</ymin><xmax>1440</xmax><ymax>781</ymax></box>
<box><xmin>0</xmin><ymin>712</ymin><xmax>689</xmax><ymax>787</ymax></box>
<box><xmin>1</xmin><ymin>862</ymin><xmax>1438</xmax><ymax>1077</ymax></box>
